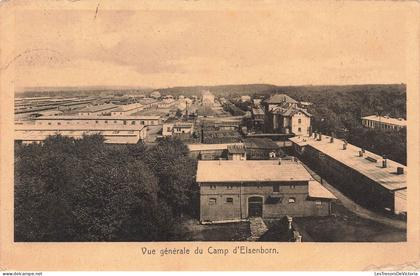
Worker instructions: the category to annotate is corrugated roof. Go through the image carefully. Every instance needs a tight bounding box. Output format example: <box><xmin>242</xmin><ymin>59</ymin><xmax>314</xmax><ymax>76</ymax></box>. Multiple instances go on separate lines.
<box><xmin>289</xmin><ymin>135</ymin><xmax>406</xmax><ymax>191</ymax></box>
<box><xmin>196</xmin><ymin>160</ymin><xmax>312</xmax><ymax>182</ymax></box>
<box><xmin>308</xmin><ymin>180</ymin><xmax>337</xmax><ymax>199</ymax></box>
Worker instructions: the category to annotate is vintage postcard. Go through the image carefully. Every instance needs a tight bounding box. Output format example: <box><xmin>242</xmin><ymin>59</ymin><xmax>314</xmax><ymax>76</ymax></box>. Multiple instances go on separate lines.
<box><xmin>0</xmin><ymin>0</ymin><xmax>419</xmax><ymax>272</ymax></box>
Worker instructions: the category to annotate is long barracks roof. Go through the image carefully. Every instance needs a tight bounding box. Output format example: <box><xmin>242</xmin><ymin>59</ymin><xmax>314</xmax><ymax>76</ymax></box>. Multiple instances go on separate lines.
<box><xmin>361</xmin><ymin>115</ymin><xmax>406</xmax><ymax>127</ymax></box>
<box><xmin>196</xmin><ymin>160</ymin><xmax>312</xmax><ymax>183</ymax></box>
<box><xmin>78</xmin><ymin>103</ymin><xmax>118</xmax><ymax>113</ymax></box>
<box><xmin>35</xmin><ymin>115</ymin><xmax>161</xmax><ymax>120</ymax></box>
<box><xmin>289</xmin><ymin>135</ymin><xmax>406</xmax><ymax>191</ymax></box>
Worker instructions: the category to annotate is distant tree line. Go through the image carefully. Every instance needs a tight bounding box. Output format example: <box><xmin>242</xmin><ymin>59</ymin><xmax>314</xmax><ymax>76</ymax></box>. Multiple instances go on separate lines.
<box><xmin>14</xmin><ymin>135</ymin><xmax>198</xmax><ymax>242</ymax></box>
<box><xmin>265</xmin><ymin>84</ymin><xmax>407</xmax><ymax>164</ymax></box>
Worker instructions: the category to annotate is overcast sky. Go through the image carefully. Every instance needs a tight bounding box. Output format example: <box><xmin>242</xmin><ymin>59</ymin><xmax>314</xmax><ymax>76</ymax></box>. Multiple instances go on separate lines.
<box><xmin>12</xmin><ymin>2</ymin><xmax>409</xmax><ymax>89</ymax></box>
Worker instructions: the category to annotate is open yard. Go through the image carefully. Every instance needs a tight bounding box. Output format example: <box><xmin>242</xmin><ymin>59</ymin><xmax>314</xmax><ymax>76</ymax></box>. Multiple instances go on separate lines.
<box><xmin>293</xmin><ymin>204</ymin><xmax>406</xmax><ymax>242</ymax></box>
<box><xmin>181</xmin><ymin>219</ymin><xmax>250</xmax><ymax>241</ymax></box>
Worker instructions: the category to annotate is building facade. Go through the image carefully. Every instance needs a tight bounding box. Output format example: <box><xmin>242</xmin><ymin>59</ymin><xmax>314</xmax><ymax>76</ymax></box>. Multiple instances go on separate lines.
<box><xmin>263</xmin><ymin>94</ymin><xmax>312</xmax><ymax>135</ymax></box>
<box><xmin>15</xmin><ymin>124</ymin><xmax>147</xmax><ymax>144</ymax></box>
<box><xmin>196</xmin><ymin>160</ymin><xmax>336</xmax><ymax>223</ymax></box>
<box><xmin>33</xmin><ymin>115</ymin><xmax>161</xmax><ymax>127</ymax></box>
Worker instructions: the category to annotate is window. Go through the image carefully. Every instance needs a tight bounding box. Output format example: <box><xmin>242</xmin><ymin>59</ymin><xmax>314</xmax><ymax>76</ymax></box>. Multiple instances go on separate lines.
<box><xmin>226</xmin><ymin>185</ymin><xmax>233</xmax><ymax>189</ymax></box>
<box><xmin>273</xmin><ymin>184</ymin><xmax>280</xmax><ymax>193</ymax></box>
<box><xmin>290</xmin><ymin>185</ymin><xmax>296</xmax><ymax>189</ymax></box>
<box><xmin>48</xmin><ymin>122</ymin><xmax>51</xmax><ymax>125</ymax></box>
<box><xmin>167</xmin><ymin>127</ymin><xmax>171</xmax><ymax>132</ymax></box>
<box><xmin>57</xmin><ymin>122</ymin><xmax>61</xmax><ymax>125</ymax></box>
<box><xmin>288</xmin><ymin>197</ymin><xmax>296</xmax><ymax>204</ymax></box>
<box><xmin>226</xmin><ymin>197</ymin><xmax>233</xmax><ymax>204</ymax></box>
<box><xmin>209</xmin><ymin>198</ymin><xmax>217</xmax><ymax>205</ymax></box>
<box><xmin>298</xmin><ymin>118</ymin><xmax>302</xmax><ymax>124</ymax></box>
<box><xmin>315</xmin><ymin>200</ymin><xmax>322</xmax><ymax>206</ymax></box>
<box><xmin>105</xmin><ymin>121</ymin><xmax>108</xmax><ymax>124</ymax></box>
<box><xmin>298</xmin><ymin>127</ymin><xmax>302</xmax><ymax>132</ymax></box>
<box><xmin>95</xmin><ymin>121</ymin><xmax>98</xmax><ymax>124</ymax></box>
<box><xmin>123</xmin><ymin>120</ymin><xmax>127</xmax><ymax>125</ymax></box>
<box><xmin>210</xmin><ymin>185</ymin><xmax>216</xmax><ymax>190</ymax></box>
<box><xmin>131</xmin><ymin>121</ymin><xmax>136</xmax><ymax>125</ymax></box>
<box><xmin>114</xmin><ymin>120</ymin><xmax>117</xmax><ymax>123</ymax></box>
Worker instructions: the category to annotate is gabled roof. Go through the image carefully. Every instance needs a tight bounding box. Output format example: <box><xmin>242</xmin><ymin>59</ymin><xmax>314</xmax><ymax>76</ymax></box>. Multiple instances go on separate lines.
<box><xmin>227</xmin><ymin>145</ymin><xmax>246</xmax><ymax>154</ymax></box>
<box><xmin>196</xmin><ymin>160</ymin><xmax>312</xmax><ymax>182</ymax></box>
<box><xmin>271</xmin><ymin>106</ymin><xmax>312</xmax><ymax>117</ymax></box>
<box><xmin>264</xmin><ymin>94</ymin><xmax>298</xmax><ymax>104</ymax></box>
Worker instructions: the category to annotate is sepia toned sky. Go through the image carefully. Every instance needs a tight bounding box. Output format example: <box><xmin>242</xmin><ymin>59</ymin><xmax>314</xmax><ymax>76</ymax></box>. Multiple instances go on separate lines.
<box><xmin>11</xmin><ymin>1</ymin><xmax>410</xmax><ymax>88</ymax></box>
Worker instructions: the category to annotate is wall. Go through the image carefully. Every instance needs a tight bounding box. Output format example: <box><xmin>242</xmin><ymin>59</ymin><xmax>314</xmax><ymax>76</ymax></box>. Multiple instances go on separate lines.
<box><xmin>199</xmin><ymin>181</ymin><xmax>332</xmax><ymax>222</ymax></box>
<box><xmin>291</xmin><ymin>113</ymin><xmax>311</xmax><ymax>136</ymax></box>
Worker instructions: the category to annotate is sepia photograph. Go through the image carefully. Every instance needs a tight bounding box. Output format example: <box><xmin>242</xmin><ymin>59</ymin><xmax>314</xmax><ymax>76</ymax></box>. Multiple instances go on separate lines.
<box><xmin>1</xmin><ymin>0</ymin><xmax>419</xmax><ymax>272</ymax></box>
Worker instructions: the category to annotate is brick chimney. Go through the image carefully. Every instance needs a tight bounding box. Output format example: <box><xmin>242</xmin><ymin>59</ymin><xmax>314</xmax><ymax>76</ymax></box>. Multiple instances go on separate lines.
<box><xmin>342</xmin><ymin>140</ymin><xmax>347</xmax><ymax>150</ymax></box>
<box><xmin>396</xmin><ymin>167</ymin><xmax>404</xmax><ymax>175</ymax></box>
<box><xmin>317</xmin><ymin>133</ymin><xmax>322</xmax><ymax>141</ymax></box>
<box><xmin>382</xmin><ymin>158</ymin><xmax>387</xmax><ymax>168</ymax></box>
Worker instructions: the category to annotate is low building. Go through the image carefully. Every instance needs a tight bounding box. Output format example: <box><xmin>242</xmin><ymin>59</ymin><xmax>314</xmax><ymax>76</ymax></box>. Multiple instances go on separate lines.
<box><xmin>263</xmin><ymin>94</ymin><xmax>298</xmax><ymax>111</ymax></box>
<box><xmin>78</xmin><ymin>103</ymin><xmax>118</xmax><ymax>116</ymax></box>
<box><xmin>289</xmin><ymin>134</ymin><xmax>407</xmax><ymax>215</ymax></box>
<box><xmin>196</xmin><ymin>160</ymin><xmax>336</xmax><ymax>223</ymax></box>
<box><xmin>15</xmin><ymin>124</ymin><xmax>147</xmax><ymax>145</ymax></box>
<box><xmin>227</xmin><ymin>144</ymin><xmax>246</xmax><ymax>160</ymax></box>
<box><xmin>361</xmin><ymin>115</ymin><xmax>406</xmax><ymax>131</ymax></box>
<box><xmin>244</xmin><ymin>138</ymin><xmax>285</xmax><ymax>160</ymax></box>
<box><xmin>111</xmin><ymin>103</ymin><xmax>144</xmax><ymax>116</ymax></box>
<box><xmin>188</xmin><ymin>143</ymin><xmax>243</xmax><ymax>160</ymax></box>
<box><xmin>33</xmin><ymin>115</ymin><xmax>162</xmax><ymax>127</ymax></box>
<box><xmin>150</xmin><ymin>91</ymin><xmax>161</xmax><ymax>99</ymax></box>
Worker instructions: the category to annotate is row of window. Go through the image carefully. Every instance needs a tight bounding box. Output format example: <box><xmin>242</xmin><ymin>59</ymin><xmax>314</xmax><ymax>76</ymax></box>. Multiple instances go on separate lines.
<box><xmin>208</xmin><ymin>184</ymin><xmax>297</xmax><ymax>191</ymax></box>
<box><xmin>208</xmin><ymin>197</ymin><xmax>297</xmax><ymax>205</ymax></box>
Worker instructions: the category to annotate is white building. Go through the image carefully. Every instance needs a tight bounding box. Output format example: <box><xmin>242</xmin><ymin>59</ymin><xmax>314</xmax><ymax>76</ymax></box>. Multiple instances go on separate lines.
<box><xmin>15</xmin><ymin>124</ymin><xmax>147</xmax><ymax>145</ymax></box>
<box><xmin>33</xmin><ymin>115</ymin><xmax>162</xmax><ymax>127</ymax></box>
<box><xmin>361</xmin><ymin>115</ymin><xmax>406</xmax><ymax>131</ymax></box>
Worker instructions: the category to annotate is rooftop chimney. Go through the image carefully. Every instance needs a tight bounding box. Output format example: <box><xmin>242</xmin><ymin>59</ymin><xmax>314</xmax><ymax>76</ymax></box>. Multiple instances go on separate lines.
<box><xmin>317</xmin><ymin>133</ymin><xmax>322</xmax><ymax>141</ymax></box>
<box><xmin>313</xmin><ymin>132</ymin><xmax>317</xmax><ymax>139</ymax></box>
<box><xmin>342</xmin><ymin>140</ymin><xmax>347</xmax><ymax>150</ymax></box>
<box><xmin>396</xmin><ymin>167</ymin><xmax>404</xmax><ymax>175</ymax></box>
<box><xmin>330</xmin><ymin>136</ymin><xmax>334</xmax><ymax>143</ymax></box>
<box><xmin>382</xmin><ymin>158</ymin><xmax>387</xmax><ymax>168</ymax></box>
<box><xmin>359</xmin><ymin>150</ymin><xmax>364</xmax><ymax>157</ymax></box>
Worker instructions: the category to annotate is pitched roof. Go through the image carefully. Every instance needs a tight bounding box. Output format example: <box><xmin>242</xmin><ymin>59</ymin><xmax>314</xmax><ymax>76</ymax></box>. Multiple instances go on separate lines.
<box><xmin>264</xmin><ymin>94</ymin><xmax>298</xmax><ymax>104</ymax></box>
<box><xmin>308</xmin><ymin>180</ymin><xmax>337</xmax><ymax>199</ymax></box>
<box><xmin>271</xmin><ymin>106</ymin><xmax>312</xmax><ymax>117</ymax></box>
<box><xmin>196</xmin><ymin>160</ymin><xmax>312</xmax><ymax>182</ymax></box>
<box><xmin>227</xmin><ymin>145</ymin><xmax>246</xmax><ymax>154</ymax></box>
